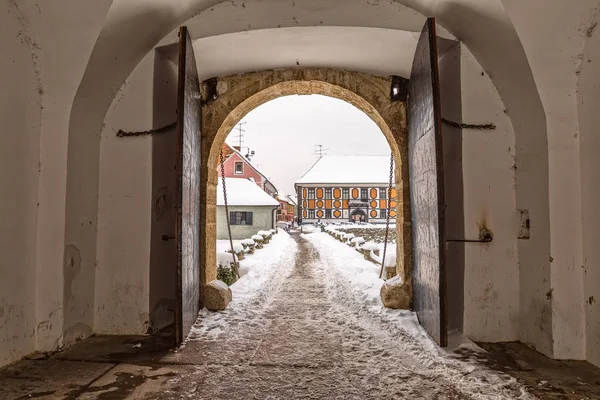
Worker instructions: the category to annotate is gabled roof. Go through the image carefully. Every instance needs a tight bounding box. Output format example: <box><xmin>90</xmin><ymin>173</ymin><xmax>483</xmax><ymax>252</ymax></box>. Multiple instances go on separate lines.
<box><xmin>221</xmin><ymin>143</ymin><xmax>235</xmax><ymax>160</ymax></box>
<box><xmin>286</xmin><ymin>195</ymin><xmax>297</xmax><ymax>206</ymax></box>
<box><xmin>217</xmin><ymin>178</ymin><xmax>280</xmax><ymax>207</ymax></box>
<box><xmin>221</xmin><ymin>143</ymin><xmax>279</xmax><ymax>193</ymax></box>
<box><xmin>295</xmin><ymin>155</ymin><xmax>394</xmax><ymax>185</ymax></box>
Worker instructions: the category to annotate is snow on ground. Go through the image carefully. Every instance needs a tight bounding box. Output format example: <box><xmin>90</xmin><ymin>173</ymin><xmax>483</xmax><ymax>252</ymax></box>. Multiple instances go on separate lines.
<box><xmin>302</xmin><ymin>230</ymin><xmax>534</xmax><ymax>399</ymax></box>
<box><xmin>170</xmin><ymin>230</ymin><xmax>532</xmax><ymax>398</ymax></box>
<box><xmin>217</xmin><ymin>240</ymin><xmax>243</xmax><ymax>254</ymax></box>
<box><xmin>188</xmin><ymin>230</ymin><xmax>298</xmax><ymax>340</ymax></box>
<box><xmin>302</xmin><ymin>230</ymin><xmax>424</xmax><ymax>339</ymax></box>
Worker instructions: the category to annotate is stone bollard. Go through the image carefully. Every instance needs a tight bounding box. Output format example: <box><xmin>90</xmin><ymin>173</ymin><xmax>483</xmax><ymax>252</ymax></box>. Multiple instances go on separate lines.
<box><xmin>380</xmin><ymin>276</ymin><xmax>411</xmax><ymax>309</ymax></box>
<box><xmin>204</xmin><ymin>280</ymin><xmax>233</xmax><ymax>311</ymax></box>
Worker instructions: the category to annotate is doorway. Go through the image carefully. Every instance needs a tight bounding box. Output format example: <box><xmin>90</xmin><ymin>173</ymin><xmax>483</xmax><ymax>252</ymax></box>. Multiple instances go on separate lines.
<box><xmin>350</xmin><ymin>209</ymin><xmax>367</xmax><ymax>223</ymax></box>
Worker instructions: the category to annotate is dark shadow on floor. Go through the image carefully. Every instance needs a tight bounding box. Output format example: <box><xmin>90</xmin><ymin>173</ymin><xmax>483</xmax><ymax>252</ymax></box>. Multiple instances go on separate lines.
<box><xmin>476</xmin><ymin>342</ymin><xmax>600</xmax><ymax>400</ymax></box>
<box><xmin>0</xmin><ymin>327</ymin><xmax>177</xmax><ymax>399</ymax></box>
<box><xmin>51</xmin><ymin>326</ymin><xmax>175</xmax><ymax>365</ymax></box>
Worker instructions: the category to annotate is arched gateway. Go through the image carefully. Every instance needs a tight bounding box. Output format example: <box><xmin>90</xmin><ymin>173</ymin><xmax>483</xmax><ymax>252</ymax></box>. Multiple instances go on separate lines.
<box><xmin>199</xmin><ymin>68</ymin><xmax>411</xmax><ymax>306</ymax></box>
<box><xmin>176</xmin><ymin>19</ymin><xmax>450</xmax><ymax>346</ymax></box>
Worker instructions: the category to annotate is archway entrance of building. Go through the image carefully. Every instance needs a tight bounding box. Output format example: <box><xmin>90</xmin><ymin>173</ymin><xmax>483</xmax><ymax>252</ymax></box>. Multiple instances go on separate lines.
<box><xmin>350</xmin><ymin>209</ymin><xmax>367</xmax><ymax>223</ymax></box>
<box><xmin>173</xmin><ymin>18</ymin><xmax>454</xmax><ymax>348</ymax></box>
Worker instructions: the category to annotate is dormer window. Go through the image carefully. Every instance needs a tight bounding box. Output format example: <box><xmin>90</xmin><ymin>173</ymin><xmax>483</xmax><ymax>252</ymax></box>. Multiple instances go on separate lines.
<box><xmin>234</xmin><ymin>161</ymin><xmax>243</xmax><ymax>174</ymax></box>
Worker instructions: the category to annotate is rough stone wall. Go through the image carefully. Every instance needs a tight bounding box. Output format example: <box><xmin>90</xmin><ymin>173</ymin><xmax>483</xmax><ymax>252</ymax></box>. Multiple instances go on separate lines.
<box><xmin>199</xmin><ymin>68</ymin><xmax>410</xmax><ymax>303</ymax></box>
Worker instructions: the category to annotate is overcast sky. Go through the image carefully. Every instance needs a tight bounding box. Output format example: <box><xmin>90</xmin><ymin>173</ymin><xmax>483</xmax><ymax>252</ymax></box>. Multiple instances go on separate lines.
<box><xmin>225</xmin><ymin>94</ymin><xmax>391</xmax><ymax>196</ymax></box>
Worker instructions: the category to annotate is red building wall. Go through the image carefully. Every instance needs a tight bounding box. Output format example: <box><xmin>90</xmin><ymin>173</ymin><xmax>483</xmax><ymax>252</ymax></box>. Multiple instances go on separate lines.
<box><xmin>219</xmin><ymin>146</ymin><xmax>264</xmax><ymax>189</ymax></box>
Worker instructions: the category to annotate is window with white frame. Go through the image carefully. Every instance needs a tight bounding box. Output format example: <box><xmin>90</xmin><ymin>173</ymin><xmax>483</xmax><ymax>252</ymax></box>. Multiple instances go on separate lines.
<box><xmin>342</xmin><ymin>188</ymin><xmax>349</xmax><ymax>199</ymax></box>
<box><xmin>234</xmin><ymin>161</ymin><xmax>243</xmax><ymax>174</ymax></box>
<box><xmin>308</xmin><ymin>209</ymin><xmax>315</xmax><ymax>218</ymax></box>
<box><xmin>380</xmin><ymin>188</ymin><xmax>387</xmax><ymax>199</ymax></box>
<box><xmin>324</xmin><ymin>188</ymin><xmax>332</xmax><ymax>199</ymax></box>
<box><xmin>308</xmin><ymin>188</ymin><xmax>315</xmax><ymax>199</ymax></box>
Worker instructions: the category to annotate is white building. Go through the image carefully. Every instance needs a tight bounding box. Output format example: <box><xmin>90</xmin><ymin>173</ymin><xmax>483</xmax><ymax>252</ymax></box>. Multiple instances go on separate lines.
<box><xmin>295</xmin><ymin>156</ymin><xmax>396</xmax><ymax>224</ymax></box>
<box><xmin>217</xmin><ymin>178</ymin><xmax>280</xmax><ymax>240</ymax></box>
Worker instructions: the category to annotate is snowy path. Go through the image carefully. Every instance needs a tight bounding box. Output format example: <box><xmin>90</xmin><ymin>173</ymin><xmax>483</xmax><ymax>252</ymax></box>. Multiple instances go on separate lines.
<box><xmin>158</xmin><ymin>233</ymin><xmax>533</xmax><ymax>399</ymax></box>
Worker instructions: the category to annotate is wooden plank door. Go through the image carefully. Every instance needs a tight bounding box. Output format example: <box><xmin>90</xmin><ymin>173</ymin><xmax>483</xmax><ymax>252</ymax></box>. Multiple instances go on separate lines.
<box><xmin>175</xmin><ymin>26</ymin><xmax>202</xmax><ymax>345</ymax></box>
<box><xmin>407</xmin><ymin>17</ymin><xmax>447</xmax><ymax>347</ymax></box>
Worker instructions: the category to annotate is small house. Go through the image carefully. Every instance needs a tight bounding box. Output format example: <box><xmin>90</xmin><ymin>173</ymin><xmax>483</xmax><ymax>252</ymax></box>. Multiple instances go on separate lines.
<box><xmin>218</xmin><ymin>143</ymin><xmax>278</xmax><ymax>196</ymax></box>
<box><xmin>217</xmin><ymin>178</ymin><xmax>280</xmax><ymax>240</ymax></box>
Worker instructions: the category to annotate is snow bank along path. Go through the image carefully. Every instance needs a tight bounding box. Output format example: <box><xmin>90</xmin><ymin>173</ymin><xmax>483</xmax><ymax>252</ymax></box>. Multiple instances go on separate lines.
<box><xmin>162</xmin><ymin>232</ymin><xmax>533</xmax><ymax>399</ymax></box>
<box><xmin>302</xmin><ymin>231</ymin><xmax>534</xmax><ymax>399</ymax></box>
<box><xmin>188</xmin><ymin>230</ymin><xmax>298</xmax><ymax>340</ymax></box>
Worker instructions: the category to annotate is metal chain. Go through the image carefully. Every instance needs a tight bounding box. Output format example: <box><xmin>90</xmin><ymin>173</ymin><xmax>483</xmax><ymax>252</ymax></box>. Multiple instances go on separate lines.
<box><xmin>116</xmin><ymin>121</ymin><xmax>176</xmax><ymax>137</ymax></box>
<box><xmin>379</xmin><ymin>152</ymin><xmax>394</xmax><ymax>279</ymax></box>
<box><xmin>220</xmin><ymin>150</ymin><xmax>239</xmax><ymax>279</ymax></box>
<box><xmin>442</xmin><ymin>118</ymin><xmax>496</xmax><ymax>131</ymax></box>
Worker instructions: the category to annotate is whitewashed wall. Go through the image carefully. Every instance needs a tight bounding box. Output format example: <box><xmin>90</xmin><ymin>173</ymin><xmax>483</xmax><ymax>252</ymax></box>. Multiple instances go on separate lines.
<box><xmin>95</xmin><ymin>53</ymin><xmax>154</xmax><ymax>334</ymax></box>
<box><xmin>0</xmin><ymin>2</ymin><xmax>41</xmax><ymax>367</ymax></box>
<box><xmin>577</xmin><ymin>21</ymin><xmax>600</xmax><ymax>368</ymax></box>
<box><xmin>460</xmin><ymin>47</ymin><xmax>520</xmax><ymax>342</ymax></box>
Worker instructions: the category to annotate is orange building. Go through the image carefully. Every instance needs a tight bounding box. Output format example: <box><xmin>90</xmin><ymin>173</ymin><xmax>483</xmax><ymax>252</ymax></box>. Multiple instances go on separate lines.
<box><xmin>295</xmin><ymin>156</ymin><xmax>396</xmax><ymax>224</ymax></box>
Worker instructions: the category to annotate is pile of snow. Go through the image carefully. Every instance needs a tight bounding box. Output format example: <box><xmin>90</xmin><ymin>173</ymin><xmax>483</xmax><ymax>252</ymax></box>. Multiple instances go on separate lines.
<box><xmin>190</xmin><ymin>231</ymin><xmax>298</xmax><ymax>339</ymax></box>
<box><xmin>351</xmin><ymin>237</ymin><xmax>365</xmax><ymax>247</ymax></box>
<box><xmin>301</xmin><ymin>224</ymin><xmax>317</xmax><ymax>233</ymax></box>
<box><xmin>363</xmin><ymin>242</ymin><xmax>396</xmax><ymax>267</ymax></box>
<box><xmin>251</xmin><ymin>234</ymin><xmax>264</xmax><ymax>242</ymax></box>
<box><xmin>216</xmin><ymin>250</ymin><xmax>237</xmax><ymax>267</ymax></box>
<box><xmin>241</xmin><ymin>238</ymin><xmax>255</xmax><ymax>246</ymax></box>
<box><xmin>361</xmin><ymin>242</ymin><xmax>379</xmax><ymax>251</ymax></box>
<box><xmin>381</xmin><ymin>250</ymin><xmax>397</xmax><ymax>267</ymax></box>
<box><xmin>217</xmin><ymin>240</ymin><xmax>246</xmax><ymax>255</ymax></box>
<box><xmin>342</xmin><ymin>233</ymin><xmax>355</xmax><ymax>241</ymax></box>
<box><xmin>221</xmin><ymin>242</ymin><xmax>243</xmax><ymax>254</ymax></box>
<box><xmin>257</xmin><ymin>230</ymin><xmax>272</xmax><ymax>238</ymax></box>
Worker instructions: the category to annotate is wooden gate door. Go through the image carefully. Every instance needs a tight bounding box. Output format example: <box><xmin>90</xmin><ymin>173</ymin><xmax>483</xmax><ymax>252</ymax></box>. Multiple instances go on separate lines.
<box><xmin>175</xmin><ymin>26</ymin><xmax>202</xmax><ymax>345</ymax></box>
<box><xmin>408</xmin><ymin>17</ymin><xmax>447</xmax><ymax>347</ymax></box>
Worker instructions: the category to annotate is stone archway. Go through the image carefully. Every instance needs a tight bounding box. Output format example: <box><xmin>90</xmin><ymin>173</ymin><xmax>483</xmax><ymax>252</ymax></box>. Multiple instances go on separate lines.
<box><xmin>350</xmin><ymin>209</ymin><xmax>368</xmax><ymax>223</ymax></box>
<box><xmin>198</xmin><ymin>68</ymin><xmax>410</xmax><ymax>305</ymax></box>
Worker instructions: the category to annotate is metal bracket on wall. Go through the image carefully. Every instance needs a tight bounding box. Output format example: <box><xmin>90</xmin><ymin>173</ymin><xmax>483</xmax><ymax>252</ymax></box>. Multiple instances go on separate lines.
<box><xmin>446</xmin><ymin>231</ymin><xmax>493</xmax><ymax>244</ymax></box>
<box><xmin>390</xmin><ymin>75</ymin><xmax>409</xmax><ymax>101</ymax></box>
<box><xmin>161</xmin><ymin>234</ymin><xmax>176</xmax><ymax>241</ymax></box>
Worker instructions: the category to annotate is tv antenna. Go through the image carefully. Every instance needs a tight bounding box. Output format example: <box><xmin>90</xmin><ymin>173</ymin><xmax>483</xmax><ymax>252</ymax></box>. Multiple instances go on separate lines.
<box><xmin>233</xmin><ymin>122</ymin><xmax>247</xmax><ymax>148</ymax></box>
<box><xmin>313</xmin><ymin>144</ymin><xmax>329</xmax><ymax>159</ymax></box>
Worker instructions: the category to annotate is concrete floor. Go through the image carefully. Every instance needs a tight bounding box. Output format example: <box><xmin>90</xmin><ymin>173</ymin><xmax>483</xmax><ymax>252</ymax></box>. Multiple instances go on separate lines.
<box><xmin>476</xmin><ymin>342</ymin><xmax>600</xmax><ymax>399</ymax></box>
<box><xmin>1</xmin><ymin>234</ymin><xmax>600</xmax><ymax>399</ymax></box>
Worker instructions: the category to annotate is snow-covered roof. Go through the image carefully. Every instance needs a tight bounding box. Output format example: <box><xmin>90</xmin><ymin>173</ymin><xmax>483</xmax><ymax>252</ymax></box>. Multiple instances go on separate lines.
<box><xmin>217</xmin><ymin>178</ymin><xmax>280</xmax><ymax>207</ymax></box>
<box><xmin>295</xmin><ymin>155</ymin><xmax>394</xmax><ymax>185</ymax></box>
<box><xmin>286</xmin><ymin>195</ymin><xmax>297</xmax><ymax>206</ymax></box>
